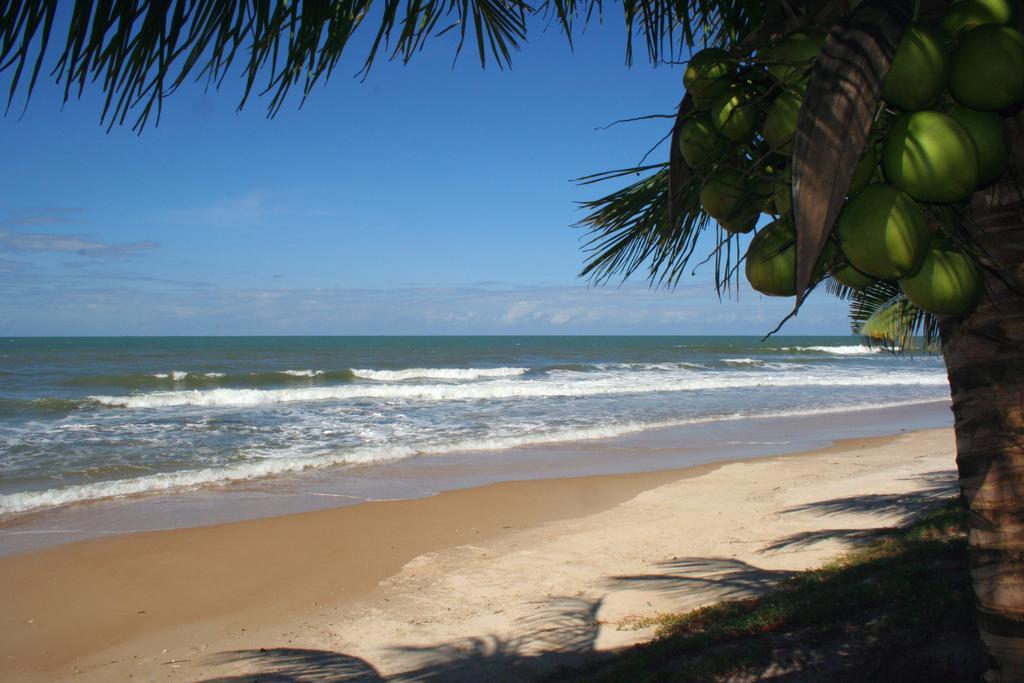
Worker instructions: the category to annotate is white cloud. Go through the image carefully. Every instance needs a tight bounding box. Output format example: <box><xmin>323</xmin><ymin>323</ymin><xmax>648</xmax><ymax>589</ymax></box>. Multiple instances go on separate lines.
<box><xmin>501</xmin><ymin>300</ymin><xmax>535</xmax><ymax>324</ymax></box>
<box><xmin>1</xmin><ymin>280</ymin><xmax>852</xmax><ymax>336</ymax></box>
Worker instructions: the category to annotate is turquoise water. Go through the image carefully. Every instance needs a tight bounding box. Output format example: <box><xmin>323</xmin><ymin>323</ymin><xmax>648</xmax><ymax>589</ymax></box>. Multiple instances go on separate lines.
<box><xmin>0</xmin><ymin>336</ymin><xmax>949</xmax><ymax>517</ymax></box>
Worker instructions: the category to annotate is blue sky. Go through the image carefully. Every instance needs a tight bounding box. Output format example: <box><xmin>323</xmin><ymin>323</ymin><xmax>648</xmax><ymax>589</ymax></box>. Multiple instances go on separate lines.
<box><xmin>0</xmin><ymin>13</ymin><xmax>851</xmax><ymax>336</ymax></box>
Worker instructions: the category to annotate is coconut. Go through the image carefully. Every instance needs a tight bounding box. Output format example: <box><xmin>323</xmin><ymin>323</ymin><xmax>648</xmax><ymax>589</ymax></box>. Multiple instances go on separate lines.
<box><xmin>882</xmin><ymin>26</ymin><xmax>948</xmax><ymax>111</ymax></box>
<box><xmin>947</xmin><ymin>104</ymin><xmax>1010</xmax><ymax>185</ymax></box>
<box><xmin>832</xmin><ymin>261</ymin><xmax>877</xmax><ymax>289</ymax></box>
<box><xmin>684</xmin><ymin>48</ymin><xmax>736</xmax><ymax>109</ymax></box>
<box><xmin>941</xmin><ymin>0</ymin><xmax>1015</xmax><ymax>40</ymax></box>
<box><xmin>722</xmin><ymin>206</ymin><xmax>760</xmax><ymax>234</ymax></box>
<box><xmin>773</xmin><ymin>169</ymin><xmax>793</xmax><ymax>217</ymax></box>
<box><xmin>710</xmin><ymin>87</ymin><xmax>758</xmax><ymax>142</ymax></box>
<box><xmin>745</xmin><ymin>220</ymin><xmax>798</xmax><ymax>296</ymax></box>
<box><xmin>767</xmin><ymin>31</ymin><xmax>827</xmax><ymax>84</ymax></box>
<box><xmin>699</xmin><ymin>169</ymin><xmax>749</xmax><ymax>221</ymax></box>
<box><xmin>744</xmin><ymin>171</ymin><xmax>776</xmax><ymax>216</ymax></box>
<box><xmin>899</xmin><ymin>238</ymin><xmax>983</xmax><ymax>315</ymax></box>
<box><xmin>881</xmin><ymin>111</ymin><xmax>979</xmax><ymax>204</ymax></box>
<box><xmin>762</xmin><ymin>90</ymin><xmax>802</xmax><ymax>153</ymax></box>
<box><xmin>835</xmin><ymin>184</ymin><xmax>930</xmax><ymax>279</ymax></box>
<box><xmin>849</xmin><ymin>145</ymin><xmax>879</xmax><ymax>195</ymax></box>
<box><xmin>678</xmin><ymin>115</ymin><xmax>727</xmax><ymax>167</ymax></box>
<box><xmin>950</xmin><ymin>25</ymin><xmax>1024</xmax><ymax>110</ymax></box>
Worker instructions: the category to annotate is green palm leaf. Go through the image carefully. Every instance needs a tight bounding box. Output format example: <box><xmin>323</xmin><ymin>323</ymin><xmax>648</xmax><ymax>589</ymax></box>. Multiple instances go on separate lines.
<box><xmin>576</xmin><ymin>163</ymin><xmax>719</xmax><ymax>288</ymax></box>
<box><xmin>843</xmin><ymin>279</ymin><xmax>940</xmax><ymax>351</ymax></box>
<box><xmin>1</xmin><ymin>0</ymin><xmax>769</xmax><ymax>130</ymax></box>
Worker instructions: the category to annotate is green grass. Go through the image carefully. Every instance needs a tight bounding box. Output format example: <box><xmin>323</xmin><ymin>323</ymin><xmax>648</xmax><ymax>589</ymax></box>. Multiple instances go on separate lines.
<box><xmin>553</xmin><ymin>501</ymin><xmax>982</xmax><ymax>682</ymax></box>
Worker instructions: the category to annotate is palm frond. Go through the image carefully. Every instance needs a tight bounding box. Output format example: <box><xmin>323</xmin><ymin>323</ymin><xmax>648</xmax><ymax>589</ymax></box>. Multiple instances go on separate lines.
<box><xmin>791</xmin><ymin>0</ymin><xmax>910</xmax><ymax>303</ymax></box>
<box><xmin>576</xmin><ymin>163</ymin><xmax>714</xmax><ymax>288</ymax></box>
<box><xmin>822</xmin><ymin>275</ymin><xmax>857</xmax><ymax>302</ymax></box>
<box><xmin>1</xmin><ymin>0</ymin><xmax>773</xmax><ymax>130</ymax></box>
<box><xmin>848</xmin><ymin>279</ymin><xmax>939</xmax><ymax>352</ymax></box>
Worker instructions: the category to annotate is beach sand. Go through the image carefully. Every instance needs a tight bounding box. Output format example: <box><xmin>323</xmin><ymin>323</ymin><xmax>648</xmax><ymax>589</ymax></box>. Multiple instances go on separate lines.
<box><xmin>0</xmin><ymin>427</ymin><xmax>957</xmax><ymax>682</ymax></box>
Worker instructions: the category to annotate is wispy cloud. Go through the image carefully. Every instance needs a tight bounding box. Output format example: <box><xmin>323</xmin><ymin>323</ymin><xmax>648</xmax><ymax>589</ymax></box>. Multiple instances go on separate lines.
<box><xmin>58</xmin><ymin>262</ymin><xmax>210</xmax><ymax>287</ymax></box>
<box><xmin>164</xmin><ymin>189</ymin><xmax>342</xmax><ymax>227</ymax></box>
<box><xmin>0</xmin><ymin>208</ymin><xmax>86</xmax><ymax>228</ymax></box>
<box><xmin>0</xmin><ymin>257</ymin><xmax>31</xmax><ymax>273</ymax></box>
<box><xmin>0</xmin><ymin>229</ymin><xmax>159</xmax><ymax>257</ymax></box>
<box><xmin>0</xmin><ymin>209</ymin><xmax>158</xmax><ymax>259</ymax></box>
<box><xmin>166</xmin><ymin>191</ymin><xmax>269</xmax><ymax>226</ymax></box>
<box><xmin>0</xmin><ymin>281</ymin><xmax>851</xmax><ymax>336</ymax></box>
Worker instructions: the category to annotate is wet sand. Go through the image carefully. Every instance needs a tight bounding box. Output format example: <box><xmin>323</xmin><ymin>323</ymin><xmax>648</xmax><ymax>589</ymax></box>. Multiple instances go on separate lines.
<box><xmin>0</xmin><ymin>427</ymin><xmax>957</xmax><ymax>682</ymax></box>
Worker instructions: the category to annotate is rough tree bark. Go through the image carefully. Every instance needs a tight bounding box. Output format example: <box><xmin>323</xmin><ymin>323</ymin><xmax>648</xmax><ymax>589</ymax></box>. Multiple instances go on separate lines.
<box><xmin>941</xmin><ymin>113</ymin><xmax>1024</xmax><ymax>682</ymax></box>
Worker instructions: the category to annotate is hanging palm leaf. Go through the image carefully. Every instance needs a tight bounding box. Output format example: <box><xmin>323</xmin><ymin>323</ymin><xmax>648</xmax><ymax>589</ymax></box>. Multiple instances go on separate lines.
<box><xmin>790</xmin><ymin>0</ymin><xmax>911</xmax><ymax>303</ymax></box>
<box><xmin>577</xmin><ymin>164</ymin><xmax>714</xmax><ymax>288</ymax></box>
<box><xmin>842</xmin><ymin>279</ymin><xmax>940</xmax><ymax>351</ymax></box>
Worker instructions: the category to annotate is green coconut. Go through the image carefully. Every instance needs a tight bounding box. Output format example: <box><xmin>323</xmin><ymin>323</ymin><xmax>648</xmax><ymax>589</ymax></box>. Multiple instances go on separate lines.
<box><xmin>773</xmin><ymin>169</ymin><xmax>793</xmax><ymax>217</ymax></box>
<box><xmin>750</xmin><ymin>172</ymin><xmax>775</xmax><ymax>202</ymax></box>
<box><xmin>832</xmin><ymin>261</ymin><xmax>877</xmax><ymax>289</ymax></box>
<box><xmin>710</xmin><ymin>87</ymin><xmax>758</xmax><ymax>142</ymax></box>
<box><xmin>882</xmin><ymin>26</ymin><xmax>948</xmax><ymax>111</ymax></box>
<box><xmin>744</xmin><ymin>171</ymin><xmax>776</xmax><ymax>216</ymax></box>
<box><xmin>947</xmin><ymin>104</ymin><xmax>1011</xmax><ymax>185</ymax></box>
<box><xmin>722</xmin><ymin>205</ymin><xmax>760</xmax><ymax>234</ymax></box>
<box><xmin>882</xmin><ymin>111</ymin><xmax>979</xmax><ymax>204</ymax></box>
<box><xmin>699</xmin><ymin>169</ymin><xmax>749</xmax><ymax>221</ymax></box>
<box><xmin>745</xmin><ymin>220</ymin><xmax>798</xmax><ymax>296</ymax></box>
<box><xmin>762</xmin><ymin>90</ymin><xmax>802</xmax><ymax>154</ymax></box>
<box><xmin>835</xmin><ymin>184</ymin><xmax>930</xmax><ymax>279</ymax></box>
<box><xmin>684</xmin><ymin>48</ymin><xmax>736</xmax><ymax>108</ymax></box>
<box><xmin>899</xmin><ymin>238</ymin><xmax>983</xmax><ymax>315</ymax></box>
<box><xmin>950</xmin><ymin>25</ymin><xmax>1024</xmax><ymax>110</ymax></box>
<box><xmin>849</xmin><ymin>145</ymin><xmax>879</xmax><ymax>195</ymax></box>
<box><xmin>692</xmin><ymin>77</ymin><xmax>734</xmax><ymax>110</ymax></box>
<box><xmin>941</xmin><ymin>0</ymin><xmax>1015</xmax><ymax>40</ymax></box>
<box><xmin>678</xmin><ymin>114</ymin><xmax>728</xmax><ymax>167</ymax></box>
<box><xmin>767</xmin><ymin>31</ymin><xmax>827</xmax><ymax>84</ymax></box>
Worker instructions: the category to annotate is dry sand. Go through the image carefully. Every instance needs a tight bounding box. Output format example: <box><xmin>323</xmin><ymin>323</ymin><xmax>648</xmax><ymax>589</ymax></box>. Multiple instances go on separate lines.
<box><xmin>0</xmin><ymin>427</ymin><xmax>957</xmax><ymax>682</ymax></box>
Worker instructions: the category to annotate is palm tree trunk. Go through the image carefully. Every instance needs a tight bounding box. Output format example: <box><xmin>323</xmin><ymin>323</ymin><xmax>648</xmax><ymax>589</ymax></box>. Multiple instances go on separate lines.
<box><xmin>941</xmin><ymin>113</ymin><xmax>1024</xmax><ymax>682</ymax></box>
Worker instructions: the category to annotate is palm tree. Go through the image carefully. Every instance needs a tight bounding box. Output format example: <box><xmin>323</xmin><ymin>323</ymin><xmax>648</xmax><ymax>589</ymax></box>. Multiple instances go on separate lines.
<box><xmin>3</xmin><ymin>0</ymin><xmax>1022</xmax><ymax>678</ymax></box>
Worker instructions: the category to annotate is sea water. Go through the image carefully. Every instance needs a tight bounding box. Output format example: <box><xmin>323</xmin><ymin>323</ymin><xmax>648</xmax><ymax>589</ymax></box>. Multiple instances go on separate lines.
<box><xmin>0</xmin><ymin>336</ymin><xmax>950</xmax><ymax>518</ymax></box>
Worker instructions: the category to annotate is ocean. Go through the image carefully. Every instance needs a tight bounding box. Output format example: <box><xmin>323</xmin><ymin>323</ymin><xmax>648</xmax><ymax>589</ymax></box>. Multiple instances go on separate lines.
<box><xmin>0</xmin><ymin>335</ymin><xmax>951</xmax><ymax>527</ymax></box>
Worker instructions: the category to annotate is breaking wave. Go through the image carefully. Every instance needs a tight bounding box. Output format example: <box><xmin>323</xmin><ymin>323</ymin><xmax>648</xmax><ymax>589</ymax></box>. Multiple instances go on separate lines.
<box><xmin>87</xmin><ymin>369</ymin><xmax>948</xmax><ymax>409</ymax></box>
<box><xmin>351</xmin><ymin>367</ymin><xmax>528</xmax><ymax>381</ymax></box>
<box><xmin>0</xmin><ymin>398</ymin><xmax>947</xmax><ymax>516</ymax></box>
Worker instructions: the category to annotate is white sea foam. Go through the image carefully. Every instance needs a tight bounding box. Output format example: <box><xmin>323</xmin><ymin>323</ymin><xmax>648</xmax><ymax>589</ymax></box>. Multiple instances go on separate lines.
<box><xmin>786</xmin><ymin>345</ymin><xmax>880</xmax><ymax>355</ymax></box>
<box><xmin>204</xmin><ymin>372</ymin><xmax>226</xmax><ymax>378</ymax></box>
<box><xmin>351</xmin><ymin>367</ymin><xmax>528</xmax><ymax>381</ymax></box>
<box><xmin>0</xmin><ymin>397</ymin><xmax>948</xmax><ymax>516</ymax></box>
<box><xmin>281</xmin><ymin>369</ymin><xmax>325</xmax><ymax>377</ymax></box>
<box><xmin>721</xmin><ymin>358</ymin><xmax>810</xmax><ymax>370</ymax></box>
<box><xmin>89</xmin><ymin>369</ymin><xmax>948</xmax><ymax>409</ymax></box>
<box><xmin>0</xmin><ymin>444</ymin><xmax>417</xmax><ymax>515</ymax></box>
<box><xmin>152</xmin><ymin>371</ymin><xmax>190</xmax><ymax>380</ymax></box>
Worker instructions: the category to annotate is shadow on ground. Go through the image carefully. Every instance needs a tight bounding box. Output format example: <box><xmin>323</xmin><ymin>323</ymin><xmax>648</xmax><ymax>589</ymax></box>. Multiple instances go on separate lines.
<box><xmin>610</xmin><ymin>557</ymin><xmax>795</xmax><ymax>601</ymax></box>
<box><xmin>201</xmin><ymin>597</ymin><xmax>610</xmax><ymax>682</ymax></box>
<box><xmin>198</xmin><ymin>486</ymin><xmax>975</xmax><ymax>682</ymax></box>
<box><xmin>762</xmin><ymin>469</ymin><xmax>959</xmax><ymax>554</ymax></box>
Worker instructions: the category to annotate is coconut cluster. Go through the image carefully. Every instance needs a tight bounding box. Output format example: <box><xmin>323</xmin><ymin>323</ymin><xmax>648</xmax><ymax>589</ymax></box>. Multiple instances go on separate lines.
<box><xmin>680</xmin><ymin>0</ymin><xmax>1022</xmax><ymax>316</ymax></box>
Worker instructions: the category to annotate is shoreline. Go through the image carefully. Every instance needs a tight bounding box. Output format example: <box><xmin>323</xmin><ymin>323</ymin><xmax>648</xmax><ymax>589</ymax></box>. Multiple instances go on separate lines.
<box><xmin>0</xmin><ymin>425</ymin><xmax>958</xmax><ymax>682</ymax></box>
<box><xmin>0</xmin><ymin>398</ymin><xmax>952</xmax><ymax>557</ymax></box>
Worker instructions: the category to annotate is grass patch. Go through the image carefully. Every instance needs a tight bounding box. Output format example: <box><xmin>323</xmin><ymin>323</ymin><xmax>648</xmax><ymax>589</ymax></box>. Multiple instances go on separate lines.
<box><xmin>553</xmin><ymin>501</ymin><xmax>981</xmax><ymax>682</ymax></box>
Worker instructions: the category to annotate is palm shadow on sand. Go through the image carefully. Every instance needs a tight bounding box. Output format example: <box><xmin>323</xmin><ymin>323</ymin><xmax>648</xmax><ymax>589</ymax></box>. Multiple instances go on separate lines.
<box><xmin>199</xmin><ymin>596</ymin><xmax>608</xmax><ymax>682</ymax></box>
<box><xmin>199</xmin><ymin>471</ymin><xmax>966</xmax><ymax>681</ymax></box>
<box><xmin>762</xmin><ymin>469</ymin><xmax>959</xmax><ymax>553</ymax></box>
